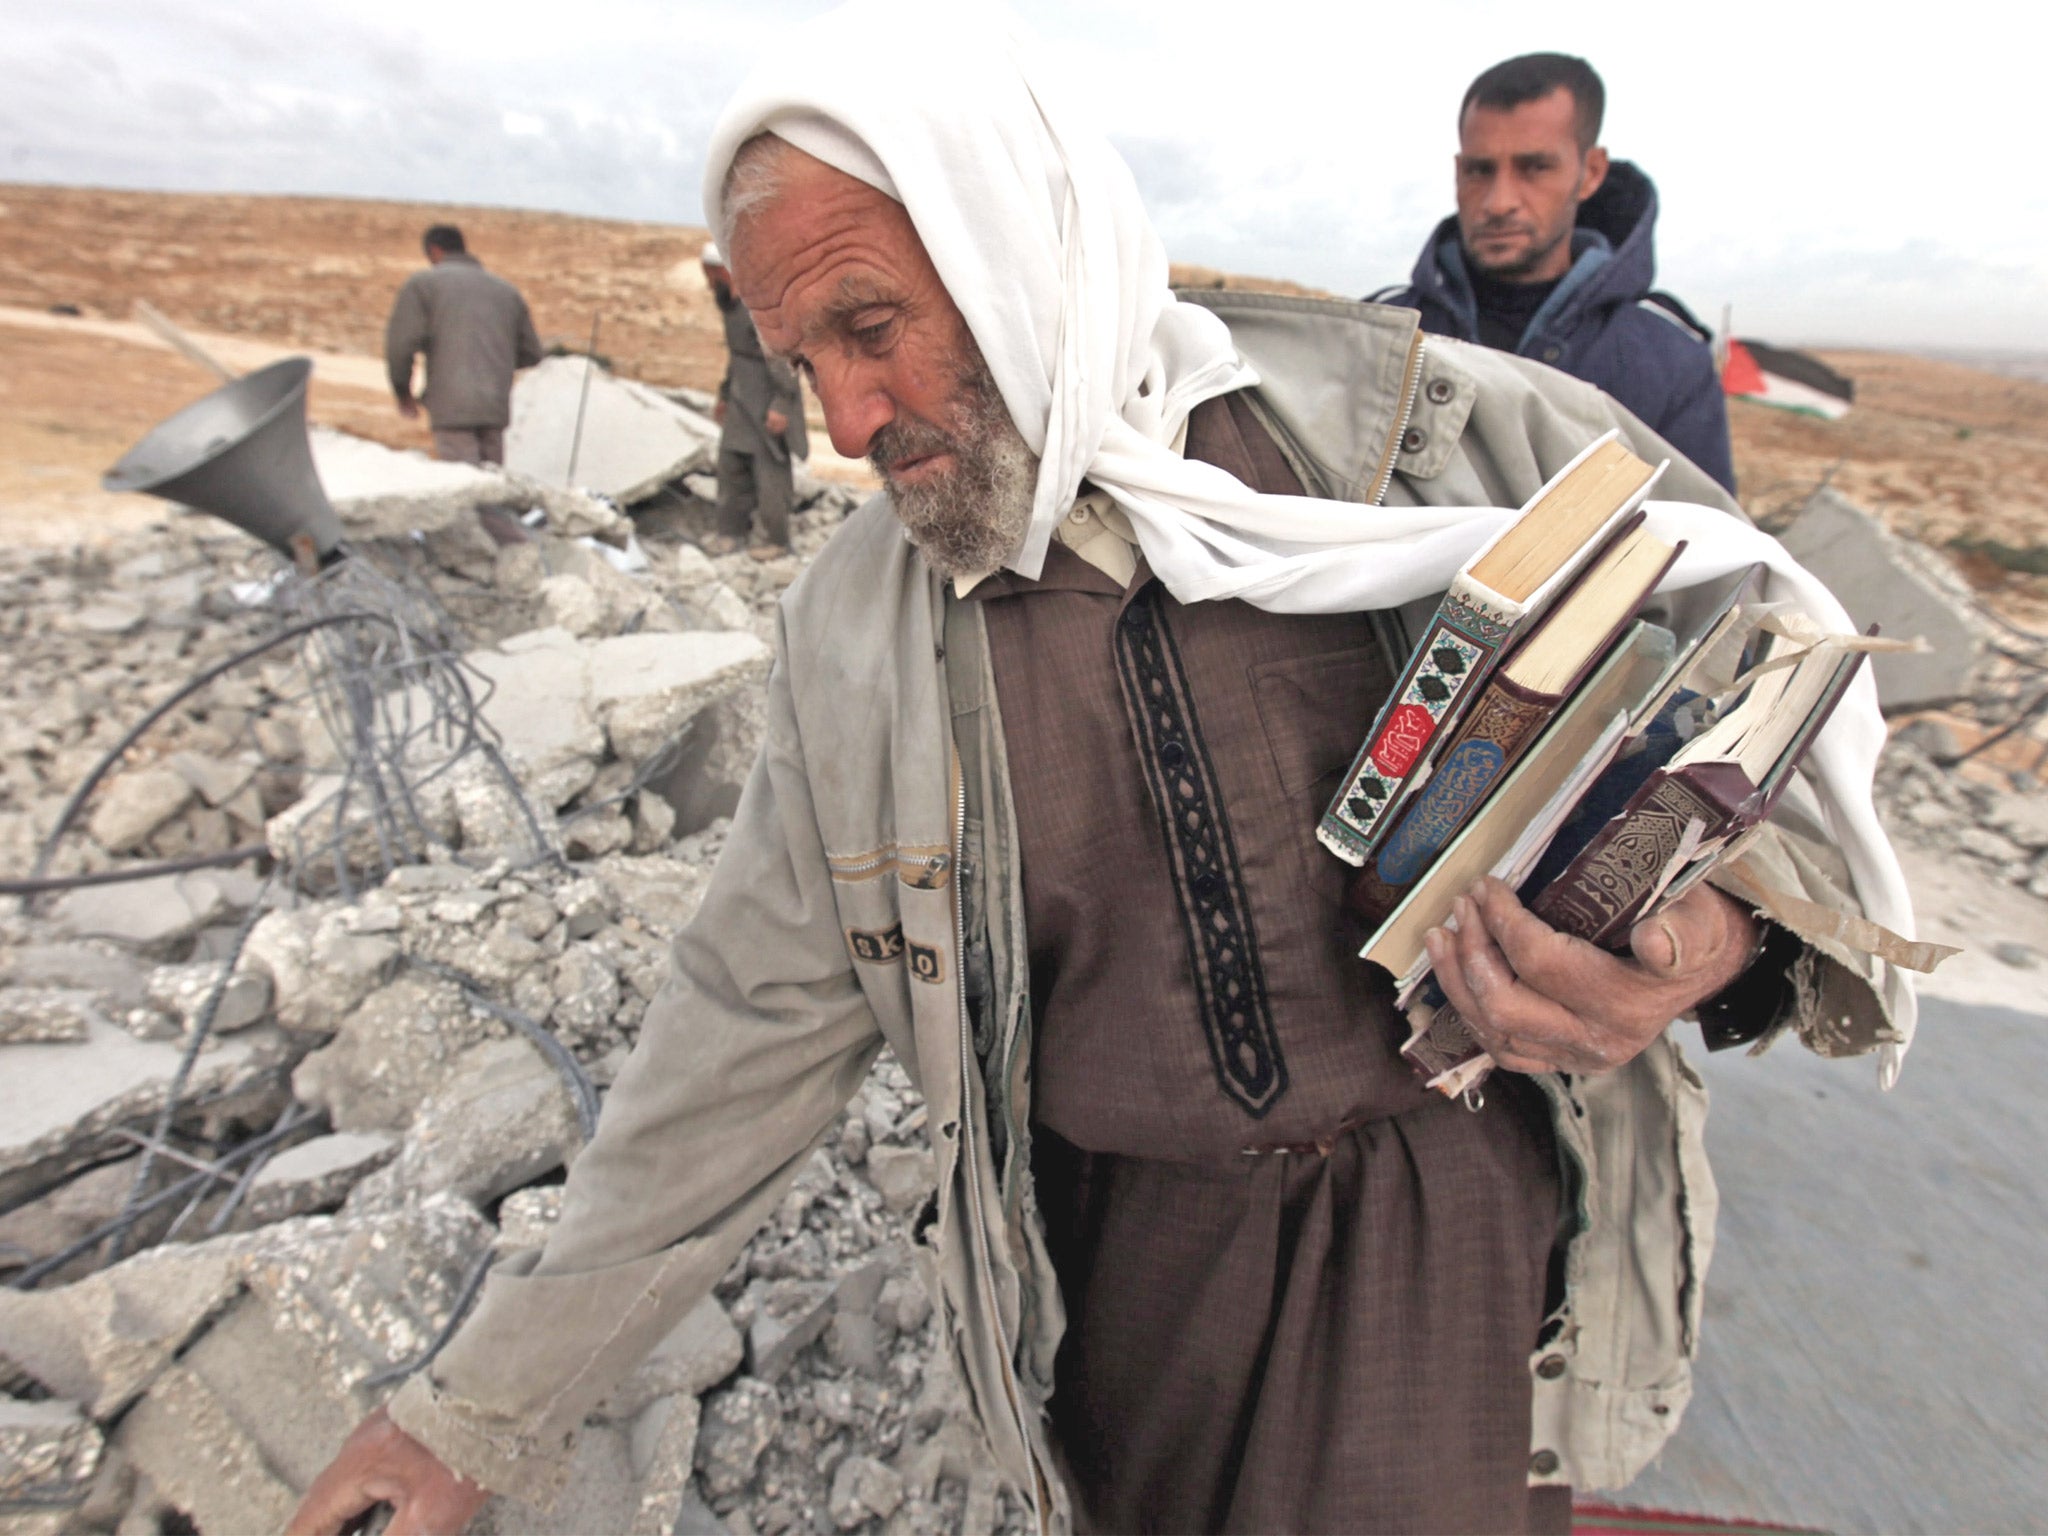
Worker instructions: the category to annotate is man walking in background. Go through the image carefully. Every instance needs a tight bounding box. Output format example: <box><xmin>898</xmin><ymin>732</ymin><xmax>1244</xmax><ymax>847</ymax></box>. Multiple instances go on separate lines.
<box><xmin>701</xmin><ymin>240</ymin><xmax>808</xmax><ymax>559</ymax></box>
<box><xmin>1374</xmin><ymin>53</ymin><xmax>1736</xmax><ymax>492</ymax></box>
<box><xmin>385</xmin><ymin>224</ymin><xmax>543</xmax><ymax>465</ymax></box>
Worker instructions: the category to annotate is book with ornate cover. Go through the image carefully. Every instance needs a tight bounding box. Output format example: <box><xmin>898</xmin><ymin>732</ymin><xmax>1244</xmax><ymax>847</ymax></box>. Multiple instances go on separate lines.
<box><xmin>1345</xmin><ymin>519</ymin><xmax>1681</xmax><ymax>927</ymax></box>
<box><xmin>1358</xmin><ymin>619</ymin><xmax>1678</xmax><ymax>987</ymax></box>
<box><xmin>1399</xmin><ymin>630</ymin><xmax>1871</xmax><ymax>1096</ymax></box>
<box><xmin>1318</xmin><ymin>432</ymin><xmax>1664</xmax><ymax>867</ymax></box>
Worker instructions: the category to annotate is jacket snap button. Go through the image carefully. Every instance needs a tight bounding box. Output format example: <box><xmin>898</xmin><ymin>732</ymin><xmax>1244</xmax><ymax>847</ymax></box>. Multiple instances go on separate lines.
<box><xmin>1401</xmin><ymin>427</ymin><xmax>1427</xmax><ymax>454</ymax></box>
<box><xmin>1530</xmin><ymin>1450</ymin><xmax>1561</xmax><ymax>1477</ymax></box>
<box><xmin>1542</xmin><ymin>345</ymin><xmax>1562</xmax><ymax>362</ymax></box>
<box><xmin>1192</xmin><ymin>871</ymin><xmax>1221</xmax><ymax>899</ymax></box>
<box><xmin>1122</xmin><ymin>605</ymin><xmax>1149</xmax><ymax>630</ymax></box>
<box><xmin>1160</xmin><ymin>740</ymin><xmax>1187</xmax><ymax>768</ymax></box>
<box><xmin>1536</xmin><ymin>1354</ymin><xmax>1567</xmax><ymax>1380</ymax></box>
<box><xmin>1425</xmin><ymin>378</ymin><xmax>1454</xmax><ymax>405</ymax></box>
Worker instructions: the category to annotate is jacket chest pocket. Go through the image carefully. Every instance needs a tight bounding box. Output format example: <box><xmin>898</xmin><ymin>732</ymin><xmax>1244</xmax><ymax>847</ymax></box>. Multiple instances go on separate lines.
<box><xmin>1249</xmin><ymin>642</ymin><xmax>1394</xmax><ymax>803</ymax></box>
<box><xmin>1249</xmin><ymin>642</ymin><xmax>1395</xmax><ymax>909</ymax></box>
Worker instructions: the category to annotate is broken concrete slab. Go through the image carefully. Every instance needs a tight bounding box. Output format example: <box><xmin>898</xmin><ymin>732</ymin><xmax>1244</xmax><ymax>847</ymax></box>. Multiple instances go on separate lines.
<box><xmin>458</xmin><ymin>628</ymin><xmax>608</xmax><ymax>804</ymax></box>
<box><xmin>470</xmin><ymin>1418</ymin><xmax>643</xmax><ymax>1536</ymax></box>
<box><xmin>86</xmin><ymin>767</ymin><xmax>194</xmax><ymax>854</ymax></box>
<box><xmin>48</xmin><ymin>867</ymin><xmax>260</xmax><ymax>953</ymax></box>
<box><xmin>597</xmin><ymin>1297</ymin><xmax>745</xmax><ymax>1421</ymax></box>
<box><xmin>291</xmin><ymin>970</ymin><xmax>494</xmax><ymax>1133</ymax></box>
<box><xmin>695</xmin><ymin>1378</ymin><xmax>783</xmax><ymax>1500</ymax></box>
<box><xmin>2</xmin><ymin>943</ymin><xmax>151</xmax><ymax>1009</ymax></box>
<box><xmin>115</xmin><ymin>1341</ymin><xmax>314</xmax><ymax>1533</ymax></box>
<box><xmin>311</xmin><ymin>425</ymin><xmax>631</xmax><ymax>548</ymax></box>
<box><xmin>0</xmin><ymin>1235</ymin><xmax>262</xmax><ymax>1416</ymax></box>
<box><xmin>236</xmin><ymin>1195</ymin><xmax>497</xmax><ymax>1394</ymax></box>
<box><xmin>0</xmin><ymin>1019</ymin><xmax>290</xmax><ymax>1210</ymax></box>
<box><xmin>344</xmin><ymin>1036</ymin><xmax>581</xmax><ymax>1215</ymax></box>
<box><xmin>0</xmin><ymin>1397</ymin><xmax>104</xmax><ymax>1521</ymax></box>
<box><xmin>829</xmin><ymin>1452</ymin><xmax>905</xmax><ymax>1529</ymax></box>
<box><xmin>143</xmin><ymin>959</ymin><xmax>273</xmax><ymax>1036</ymax></box>
<box><xmin>585</xmin><ymin>630</ymin><xmax>772</xmax><ymax>768</ymax></box>
<box><xmin>864</xmin><ymin>1144</ymin><xmax>935</xmax><ymax>1216</ymax></box>
<box><xmin>241</xmin><ymin>903</ymin><xmax>400</xmax><ymax>1037</ymax></box>
<box><xmin>0</xmin><ymin>986</ymin><xmax>98</xmax><ymax>1044</ymax></box>
<box><xmin>627</xmin><ymin>1394</ymin><xmax>704</xmax><ymax>1536</ymax></box>
<box><xmin>1777</xmin><ymin>490</ymin><xmax>1987</xmax><ymax>711</ymax></box>
<box><xmin>106</xmin><ymin>1198</ymin><xmax>493</xmax><ymax>1534</ymax></box>
<box><xmin>242</xmin><ymin>1131</ymin><xmax>398</xmax><ymax>1225</ymax></box>
<box><xmin>744</xmin><ymin>1278</ymin><xmax>838</xmax><ymax>1383</ymax></box>
<box><xmin>507</xmin><ymin>356</ymin><xmax>720</xmax><ymax>506</ymax></box>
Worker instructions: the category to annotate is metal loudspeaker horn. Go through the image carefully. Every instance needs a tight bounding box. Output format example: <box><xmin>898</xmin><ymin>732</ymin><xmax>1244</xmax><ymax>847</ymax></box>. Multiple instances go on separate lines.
<box><xmin>104</xmin><ymin>356</ymin><xmax>344</xmax><ymax>565</ymax></box>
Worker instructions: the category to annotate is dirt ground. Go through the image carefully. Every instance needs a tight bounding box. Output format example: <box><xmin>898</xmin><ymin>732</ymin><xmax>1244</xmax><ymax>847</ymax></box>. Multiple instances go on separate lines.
<box><xmin>4</xmin><ymin>181</ymin><xmax>2046</xmax><ymax>630</ymax></box>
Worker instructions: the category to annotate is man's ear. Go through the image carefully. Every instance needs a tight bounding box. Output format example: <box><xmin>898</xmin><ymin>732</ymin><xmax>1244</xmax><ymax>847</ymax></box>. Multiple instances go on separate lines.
<box><xmin>1577</xmin><ymin>145</ymin><xmax>1610</xmax><ymax>204</ymax></box>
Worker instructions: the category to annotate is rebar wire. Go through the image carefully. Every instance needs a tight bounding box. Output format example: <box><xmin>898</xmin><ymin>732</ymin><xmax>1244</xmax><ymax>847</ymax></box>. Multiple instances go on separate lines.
<box><xmin>358</xmin><ymin>1243</ymin><xmax>499</xmax><ymax>1391</ymax></box>
<box><xmin>202</xmin><ymin>1099</ymin><xmax>304</xmax><ymax>1238</ymax></box>
<box><xmin>105</xmin><ymin>884</ymin><xmax>274</xmax><ymax>1264</ymax></box>
<box><xmin>9</xmin><ymin>1108</ymin><xmax>318</xmax><ymax>1290</ymax></box>
<box><xmin>23</xmin><ymin>553</ymin><xmax>559</xmax><ymax>907</ymax></box>
<box><xmin>399</xmin><ymin>953</ymin><xmax>600</xmax><ymax>1139</ymax></box>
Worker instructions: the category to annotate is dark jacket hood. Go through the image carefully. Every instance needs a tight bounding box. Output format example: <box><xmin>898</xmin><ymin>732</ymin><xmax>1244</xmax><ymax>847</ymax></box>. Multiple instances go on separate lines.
<box><xmin>1401</xmin><ymin>159</ymin><xmax>1661</xmax><ymax>344</ymax></box>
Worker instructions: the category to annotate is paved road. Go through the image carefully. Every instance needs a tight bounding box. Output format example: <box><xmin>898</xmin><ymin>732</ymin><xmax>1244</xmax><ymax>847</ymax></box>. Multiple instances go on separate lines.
<box><xmin>1620</xmin><ymin>994</ymin><xmax>2048</xmax><ymax>1534</ymax></box>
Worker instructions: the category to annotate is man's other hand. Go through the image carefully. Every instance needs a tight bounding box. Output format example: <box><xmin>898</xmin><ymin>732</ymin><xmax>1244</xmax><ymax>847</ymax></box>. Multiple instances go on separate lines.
<box><xmin>1424</xmin><ymin>877</ymin><xmax>1760</xmax><ymax>1076</ymax></box>
<box><xmin>765</xmin><ymin>408</ymin><xmax>789</xmax><ymax>436</ymax></box>
<box><xmin>286</xmin><ymin>1409</ymin><xmax>490</xmax><ymax>1536</ymax></box>
<box><xmin>396</xmin><ymin>399</ymin><xmax>422</xmax><ymax>421</ymax></box>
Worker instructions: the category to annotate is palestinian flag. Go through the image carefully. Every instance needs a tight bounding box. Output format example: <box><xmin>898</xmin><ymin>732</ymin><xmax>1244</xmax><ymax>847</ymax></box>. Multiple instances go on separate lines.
<box><xmin>1722</xmin><ymin>340</ymin><xmax>1854</xmax><ymax>420</ymax></box>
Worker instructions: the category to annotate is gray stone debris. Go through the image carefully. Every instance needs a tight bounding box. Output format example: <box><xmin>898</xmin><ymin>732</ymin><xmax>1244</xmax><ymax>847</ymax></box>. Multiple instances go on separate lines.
<box><xmin>242</xmin><ymin>1131</ymin><xmax>399</xmax><ymax>1225</ymax></box>
<box><xmin>49</xmin><ymin>868</ymin><xmax>261</xmax><ymax>952</ymax></box>
<box><xmin>143</xmin><ymin>958</ymin><xmax>274</xmax><ymax>1035</ymax></box>
<box><xmin>0</xmin><ymin>1019</ymin><xmax>289</xmax><ymax>1210</ymax></box>
<box><xmin>291</xmin><ymin>970</ymin><xmax>494</xmax><ymax>1132</ymax></box>
<box><xmin>85</xmin><ymin>767</ymin><xmax>194</xmax><ymax>855</ymax></box>
<box><xmin>1777</xmin><ymin>490</ymin><xmax>1987</xmax><ymax>711</ymax></box>
<box><xmin>344</xmin><ymin>1036</ymin><xmax>582</xmax><ymax>1215</ymax></box>
<box><xmin>0</xmin><ymin>986</ymin><xmax>97</xmax><ymax>1044</ymax></box>
<box><xmin>599</xmin><ymin>1297</ymin><xmax>746</xmax><ymax>1421</ymax></box>
<box><xmin>0</xmin><ymin>1397</ymin><xmax>104</xmax><ymax>1526</ymax></box>
<box><xmin>0</xmin><ymin>453</ymin><xmax>1024</xmax><ymax>1536</ymax></box>
<box><xmin>830</xmin><ymin>1454</ymin><xmax>906</xmax><ymax>1529</ymax></box>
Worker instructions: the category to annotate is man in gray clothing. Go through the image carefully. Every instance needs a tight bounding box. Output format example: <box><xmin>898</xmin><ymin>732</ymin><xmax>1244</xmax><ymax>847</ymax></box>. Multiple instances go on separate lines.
<box><xmin>385</xmin><ymin>225</ymin><xmax>544</xmax><ymax>465</ymax></box>
<box><xmin>702</xmin><ymin>240</ymin><xmax>808</xmax><ymax>558</ymax></box>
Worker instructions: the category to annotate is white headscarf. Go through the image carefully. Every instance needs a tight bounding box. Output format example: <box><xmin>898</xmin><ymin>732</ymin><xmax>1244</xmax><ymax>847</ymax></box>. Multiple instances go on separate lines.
<box><xmin>703</xmin><ymin>0</ymin><xmax>1922</xmax><ymax>1066</ymax></box>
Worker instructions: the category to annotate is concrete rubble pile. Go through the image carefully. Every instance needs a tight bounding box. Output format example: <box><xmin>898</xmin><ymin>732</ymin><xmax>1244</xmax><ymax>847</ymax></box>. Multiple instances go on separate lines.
<box><xmin>1877</xmin><ymin>721</ymin><xmax>2048</xmax><ymax>900</ymax></box>
<box><xmin>1</xmin><ymin>425</ymin><xmax>1036</xmax><ymax>1534</ymax></box>
<box><xmin>4</xmin><ymin>425</ymin><xmax>2040</xmax><ymax>1532</ymax></box>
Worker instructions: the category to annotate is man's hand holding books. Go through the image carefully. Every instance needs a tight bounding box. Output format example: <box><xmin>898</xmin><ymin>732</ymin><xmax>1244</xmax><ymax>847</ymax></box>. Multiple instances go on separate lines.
<box><xmin>1422</xmin><ymin>875</ymin><xmax>1761</xmax><ymax>1077</ymax></box>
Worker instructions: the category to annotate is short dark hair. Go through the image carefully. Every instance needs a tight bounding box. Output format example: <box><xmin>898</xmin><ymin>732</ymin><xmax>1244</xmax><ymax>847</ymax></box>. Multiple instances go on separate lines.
<box><xmin>422</xmin><ymin>224</ymin><xmax>466</xmax><ymax>256</ymax></box>
<box><xmin>1460</xmin><ymin>53</ymin><xmax>1604</xmax><ymax>153</ymax></box>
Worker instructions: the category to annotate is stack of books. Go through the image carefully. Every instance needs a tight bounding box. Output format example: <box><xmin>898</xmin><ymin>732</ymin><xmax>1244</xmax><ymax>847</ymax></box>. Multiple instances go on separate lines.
<box><xmin>1323</xmin><ymin>432</ymin><xmax>1869</xmax><ymax>1097</ymax></box>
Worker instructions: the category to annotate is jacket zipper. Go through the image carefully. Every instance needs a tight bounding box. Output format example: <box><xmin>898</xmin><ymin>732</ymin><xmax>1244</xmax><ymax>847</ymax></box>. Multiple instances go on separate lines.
<box><xmin>952</xmin><ymin>755</ymin><xmax>1043</xmax><ymax>1531</ymax></box>
<box><xmin>1368</xmin><ymin>333</ymin><xmax>1429</xmax><ymax>506</ymax></box>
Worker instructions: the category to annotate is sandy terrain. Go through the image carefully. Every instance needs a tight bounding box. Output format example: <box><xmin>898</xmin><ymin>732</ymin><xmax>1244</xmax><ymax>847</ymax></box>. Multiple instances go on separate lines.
<box><xmin>4</xmin><ymin>181</ymin><xmax>2046</xmax><ymax>632</ymax></box>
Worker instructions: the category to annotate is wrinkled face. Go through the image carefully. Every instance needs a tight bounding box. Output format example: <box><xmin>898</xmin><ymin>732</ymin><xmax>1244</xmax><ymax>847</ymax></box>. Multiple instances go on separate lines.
<box><xmin>1454</xmin><ymin>87</ymin><xmax>1608</xmax><ymax>283</ymax></box>
<box><xmin>729</xmin><ymin>149</ymin><xmax>1037</xmax><ymax>578</ymax></box>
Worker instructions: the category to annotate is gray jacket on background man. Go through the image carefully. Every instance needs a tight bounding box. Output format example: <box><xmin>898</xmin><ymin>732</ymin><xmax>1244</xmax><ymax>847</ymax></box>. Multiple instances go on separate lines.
<box><xmin>717</xmin><ymin>291</ymin><xmax>808</xmax><ymax>462</ymax></box>
<box><xmin>384</xmin><ymin>254</ymin><xmax>544</xmax><ymax>431</ymax></box>
<box><xmin>386</xmin><ymin>293</ymin><xmax>1896</xmax><ymax>1528</ymax></box>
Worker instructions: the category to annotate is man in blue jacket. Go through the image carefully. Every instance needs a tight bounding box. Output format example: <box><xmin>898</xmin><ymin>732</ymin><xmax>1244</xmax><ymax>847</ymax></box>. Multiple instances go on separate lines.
<box><xmin>1374</xmin><ymin>53</ymin><xmax>1735</xmax><ymax>492</ymax></box>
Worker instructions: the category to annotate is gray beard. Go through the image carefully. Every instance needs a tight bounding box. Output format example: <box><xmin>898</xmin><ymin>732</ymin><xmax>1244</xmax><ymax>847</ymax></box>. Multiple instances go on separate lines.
<box><xmin>869</xmin><ymin>353</ymin><xmax>1037</xmax><ymax>580</ymax></box>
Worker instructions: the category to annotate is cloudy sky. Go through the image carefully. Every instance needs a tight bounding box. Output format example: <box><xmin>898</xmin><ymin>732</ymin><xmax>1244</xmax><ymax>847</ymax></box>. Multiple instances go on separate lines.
<box><xmin>4</xmin><ymin>0</ymin><xmax>2035</xmax><ymax>351</ymax></box>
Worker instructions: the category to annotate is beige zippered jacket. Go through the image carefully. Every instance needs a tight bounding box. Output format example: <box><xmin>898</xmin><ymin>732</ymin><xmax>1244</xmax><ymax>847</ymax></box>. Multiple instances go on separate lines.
<box><xmin>388</xmin><ymin>293</ymin><xmax>1899</xmax><ymax>1528</ymax></box>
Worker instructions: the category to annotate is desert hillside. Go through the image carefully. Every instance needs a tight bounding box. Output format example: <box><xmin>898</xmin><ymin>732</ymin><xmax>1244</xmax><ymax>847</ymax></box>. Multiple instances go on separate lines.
<box><xmin>3</xmin><ymin>182</ymin><xmax>2045</xmax><ymax>623</ymax></box>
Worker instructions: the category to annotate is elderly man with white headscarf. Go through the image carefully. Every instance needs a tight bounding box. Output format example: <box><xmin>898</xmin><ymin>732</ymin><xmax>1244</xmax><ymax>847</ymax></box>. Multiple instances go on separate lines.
<box><xmin>292</xmin><ymin>4</ymin><xmax>1925</xmax><ymax>1533</ymax></box>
